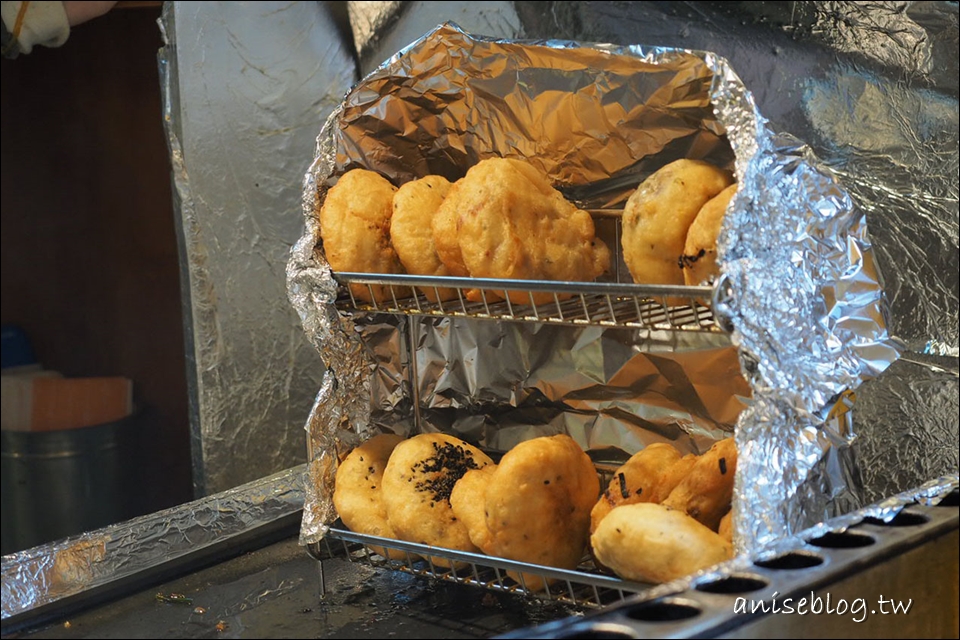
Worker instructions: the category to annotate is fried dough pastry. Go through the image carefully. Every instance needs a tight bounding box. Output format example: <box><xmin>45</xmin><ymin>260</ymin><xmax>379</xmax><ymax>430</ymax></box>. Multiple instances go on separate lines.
<box><xmin>718</xmin><ymin>509</ymin><xmax>734</xmax><ymax>545</ymax></box>
<box><xmin>681</xmin><ymin>184</ymin><xmax>738</xmax><ymax>286</ymax></box>
<box><xmin>591</xmin><ymin>503</ymin><xmax>733</xmax><ymax>584</ymax></box>
<box><xmin>662</xmin><ymin>437</ymin><xmax>737</xmax><ymax>530</ymax></box>
<box><xmin>432</xmin><ymin>184</ymin><xmax>470</xmax><ymax>279</ymax></box>
<box><xmin>451</xmin><ymin>434</ymin><xmax>600</xmax><ymax>590</ymax></box>
<box><xmin>621</xmin><ymin>159</ymin><xmax>733</xmax><ymax>287</ymax></box>
<box><xmin>589</xmin><ymin>443</ymin><xmax>685</xmax><ymax>535</ymax></box>
<box><xmin>390</xmin><ymin>175</ymin><xmax>457</xmax><ymax>302</ymax></box>
<box><xmin>381</xmin><ymin>433</ymin><xmax>493</xmax><ymax>568</ymax></box>
<box><xmin>448</xmin><ymin>465</ymin><xmax>497</xmax><ymax>551</ymax></box>
<box><xmin>655</xmin><ymin>453</ymin><xmax>699</xmax><ymax>503</ymax></box>
<box><xmin>333</xmin><ymin>434</ymin><xmax>407</xmax><ymax>559</ymax></box>
<box><xmin>319</xmin><ymin>169</ymin><xmax>404</xmax><ymax>302</ymax></box>
<box><xmin>438</xmin><ymin>158</ymin><xmax>611</xmax><ymax>305</ymax></box>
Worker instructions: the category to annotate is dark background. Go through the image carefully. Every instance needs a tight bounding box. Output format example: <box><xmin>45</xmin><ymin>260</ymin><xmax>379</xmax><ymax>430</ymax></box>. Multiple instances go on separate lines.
<box><xmin>1</xmin><ymin>3</ymin><xmax>192</xmax><ymax>521</ymax></box>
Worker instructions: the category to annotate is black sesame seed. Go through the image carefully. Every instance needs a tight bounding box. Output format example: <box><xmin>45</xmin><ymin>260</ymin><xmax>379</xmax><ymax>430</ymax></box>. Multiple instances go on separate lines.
<box><xmin>618</xmin><ymin>472</ymin><xmax>629</xmax><ymax>500</ymax></box>
<box><xmin>719</xmin><ymin>457</ymin><xmax>727</xmax><ymax>475</ymax></box>
<box><xmin>411</xmin><ymin>441</ymin><xmax>483</xmax><ymax>503</ymax></box>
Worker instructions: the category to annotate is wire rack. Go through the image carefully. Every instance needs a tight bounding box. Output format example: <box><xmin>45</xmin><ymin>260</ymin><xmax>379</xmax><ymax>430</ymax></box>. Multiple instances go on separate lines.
<box><xmin>334</xmin><ymin>272</ymin><xmax>724</xmax><ymax>333</ymax></box>
<box><xmin>311</xmin><ymin>464</ymin><xmax>658</xmax><ymax>610</ymax></box>
<box><xmin>314</xmin><ymin>522</ymin><xmax>654</xmax><ymax>609</ymax></box>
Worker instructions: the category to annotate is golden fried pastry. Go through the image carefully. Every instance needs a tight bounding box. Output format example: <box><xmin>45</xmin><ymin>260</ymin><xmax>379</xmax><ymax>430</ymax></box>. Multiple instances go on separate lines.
<box><xmin>319</xmin><ymin>169</ymin><xmax>405</xmax><ymax>302</ymax></box>
<box><xmin>652</xmin><ymin>453</ymin><xmax>699</xmax><ymax>503</ymax></box>
<box><xmin>718</xmin><ymin>509</ymin><xmax>734</xmax><ymax>545</ymax></box>
<box><xmin>662</xmin><ymin>437</ymin><xmax>737</xmax><ymax>530</ymax></box>
<box><xmin>439</xmin><ymin>158</ymin><xmax>611</xmax><ymax>305</ymax></box>
<box><xmin>448</xmin><ymin>465</ymin><xmax>497</xmax><ymax>551</ymax></box>
<box><xmin>381</xmin><ymin>433</ymin><xmax>494</xmax><ymax>568</ymax></box>
<box><xmin>451</xmin><ymin>434</ymin><xmax>600</xmax><ymax>590</ymax></box>
<box><xmin>390</xmin><ymin>175</ymin><xmax>457</xmax><ymax>302</ymax></box>
<box><xmin>681</xmin><ymin>184</ymin><xmax>738</xmax><ymax>286</ymax></box>
<box><xmin>589</xmin><ymin>443</ymin><xmax>683</xmax><ymax>535</ymax></box>
<box><xmin>432</xmin><ymin>183</ymin><xmax>471</xmax><ymax>279</ymax></box>
<box><xmin>333</xmin><ymin>434</ymin><xmax>407</xmax><ymax>559</ymax></box>
<box><xmin>621</xmin><ymin>159</ymin><xmax>733</xmax><ymax>288</ymax></box>
<box><xmin>591</xmin><ymin>503</ymin><xmax>733</xmax><ymax>584</ymax></box>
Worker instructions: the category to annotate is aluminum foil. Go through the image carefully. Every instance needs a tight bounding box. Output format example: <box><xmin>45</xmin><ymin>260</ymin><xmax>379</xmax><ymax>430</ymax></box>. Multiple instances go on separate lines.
<box><xmin>1</xmin><ymin>465</ymin><xmax>304</xmax><ymax>621</ymax></box>
<box><xmin>347</xmin><ymin>1</ymin><xmax>404</xmax><ymax>67</ymax></box>
<box><xmin>855</xmin><ymin>355</ymin><xmax>960</xmax><ymax>505</ymax></box>
<box><xmin>395</xmin><ymin>319</ymin><xmax>748</xmax><ymax>456</ymax></box>
<box><xmin>158</xmin><ymin>1</ymin><xmax>355</xmax><ymax>496</ymax></box>
<box><xmin>287</xmin><ymin>24</ymin><xmax>899</xmax><ymax>550</ymax></box>
<box><xmin>512</xmin><ymin>0</ymin><xmax>958</xmax><ymax>355</ymax></box>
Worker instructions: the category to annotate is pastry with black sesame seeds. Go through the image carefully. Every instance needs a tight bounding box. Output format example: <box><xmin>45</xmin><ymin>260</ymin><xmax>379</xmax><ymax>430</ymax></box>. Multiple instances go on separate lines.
<box><xmin>450</xmin><ymin>434</ymin><xmax>599</xmax><ymax>590</ymax></box>
<box><xmin>381</xmin><ymin>433</ymin><xmax>494</xmax><ymax>568</ymax></box>
<box><xmin>681</xmin><ymin>183</ymin><xmax>738</xmax><ymax>287</ymax></box>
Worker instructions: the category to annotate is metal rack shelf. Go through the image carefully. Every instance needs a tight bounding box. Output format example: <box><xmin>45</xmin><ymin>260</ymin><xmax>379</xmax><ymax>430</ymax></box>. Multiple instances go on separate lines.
<box><xmin>334</xmin><ymin>272</ymin><xmax>723</xmax><ymax>332</ymax></box>
<box><xmin>315</xmin><ymin>520</ymin><xmax>654</xmax><ymax>610</ymax></box>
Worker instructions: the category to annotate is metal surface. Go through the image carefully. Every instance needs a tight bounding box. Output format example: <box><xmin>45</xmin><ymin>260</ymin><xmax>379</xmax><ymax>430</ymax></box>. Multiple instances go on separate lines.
<box><xmin>317</xmin><ymin>523</ymin><xmax>651</xmax><ymax>611</ymax></box>
<box><xmin>158</xmin><ymin>1</ymin><xmax>355</xmax><ymax>496</ymax></box>
<box><xmin>334</xmin><ymin>272</ymin><xmax>720</xmax><ymax>333</ymax></box>
<box><xmin>314</xmin><ymin>464</ymin><xmax>652</xmax><ymax>612</ymax></box>
<box><xmin>1</xmin><ymin>466</ymin><xmax>305</xmax><ymax>628</ymax></box>
<box><xmin>1</xmin><ymin>416</ymin><xmax>139</xmax><ymax>555</ymax></box>
<box><xmin>4</xmin><ymin>484</ymin><xmax>956</xmax><ymax>639</ymax></box>
<box><xmin>351</xmin><ymin>0</ymin><xmax>522</xmax><ymax>75</ymax></box>
<box><xmin>13</xmin><ymin>535</ymin><xmax>581</xmax><ymax>640</ymax></box>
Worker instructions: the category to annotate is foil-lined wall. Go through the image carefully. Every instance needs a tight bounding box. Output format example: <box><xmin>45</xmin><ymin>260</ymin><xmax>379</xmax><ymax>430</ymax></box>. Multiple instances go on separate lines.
<box><xmin>159</xmin><ymin>2</ymin><xmax>356</xmax><ymax>495</ymax></box>
<box><xmin>349</xmin><ymin>0</ymin><xmax>523</xmax><ymax>75</ymax></box>
<box><xmin>289</xmin><ymin>23</ymin><xmax>901</xmax><ymax>550</ymax></box>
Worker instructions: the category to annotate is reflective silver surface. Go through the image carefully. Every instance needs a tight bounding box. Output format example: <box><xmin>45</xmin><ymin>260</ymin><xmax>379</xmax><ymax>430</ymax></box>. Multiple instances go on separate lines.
<box><xmin>1</xmin><ymin>465</ymin><xmax>304</xmax><ymax>621</ymax></box>
<box><xmin>159</xmin><ymin>2</ymin><xmax>356</xmax><ymax>495</ymax></box>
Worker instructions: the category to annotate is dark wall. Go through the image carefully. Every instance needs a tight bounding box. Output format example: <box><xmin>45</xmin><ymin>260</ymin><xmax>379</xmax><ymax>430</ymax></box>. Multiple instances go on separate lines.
<box><xmin>1</xmin><ymin>4</ymin><xmax>192</xmax><ymax>526</ymax></box>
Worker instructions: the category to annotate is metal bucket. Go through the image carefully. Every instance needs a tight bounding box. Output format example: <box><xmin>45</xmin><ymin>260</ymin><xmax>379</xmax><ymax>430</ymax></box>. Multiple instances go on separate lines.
<box><xmin>1</xmin><ymin>414</ymin><xmax>141</xmax><ymax>555</ymax></box>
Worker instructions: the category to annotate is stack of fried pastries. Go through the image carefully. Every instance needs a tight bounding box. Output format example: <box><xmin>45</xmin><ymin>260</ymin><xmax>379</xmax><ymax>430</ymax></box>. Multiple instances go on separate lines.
<box><xmin>590</xmin><ymin>437</ymin><xmax>737</xmax><ymax>583</ymax></box>
<box><xmin>318</xmin><ymin>158</ymin><xmax>611</xmax><ymax>304</ymax></box>
<box><xmin>334</xmin><ymin>431</ymin><xmax>738</xmax><ymax>590</ymax></box>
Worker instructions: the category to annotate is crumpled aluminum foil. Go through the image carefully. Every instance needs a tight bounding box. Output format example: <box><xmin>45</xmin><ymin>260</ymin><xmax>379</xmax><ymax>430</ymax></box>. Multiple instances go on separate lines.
<box><xmin>854</xmin><ymin>355</ymin><xmax>960</xmax><ymax>505</ymax></box>
<box><xmin>1</xmin><ymin>465</ymin><xmax>304</xmax><ymax>621</ymax></box>
<box><xmin>287</xmin><ymin>24</ymin><xmax>902</xmax><ymax>551</ymax></box>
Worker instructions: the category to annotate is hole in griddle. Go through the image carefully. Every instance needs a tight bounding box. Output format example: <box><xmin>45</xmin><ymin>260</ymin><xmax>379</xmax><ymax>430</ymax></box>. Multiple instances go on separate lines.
<box><xmin>557</xmin><ymin>625</ymin><xmax>637</xmax><ymax>639</ymax></box>
<box><xmin>695</xmin><ymin>574</ymin><xmax>769</xmax><ymax>594</ymax></box>
<box><xmin>624</xmin><ymin>598</ymin><xmax>701</xmax><ymax>622</ymax></box>
<box><xmin>753</xmin><ymin>551</ymin><xmax>824</xmax><ymax>570</ymax></box>
<box><xmin>935</xmin><ymin>489</ymin><xmax>959</xmax><ymax>507</ymax></box>
<box><xmin>806</xmin><ymin>530</ymin><xmax>875</xmax><ymax>549</ymax></box>
<box><xmin>862</xmin><ymin>510</ymin><xmax>929</xmax><ymax>527</ymax></box>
